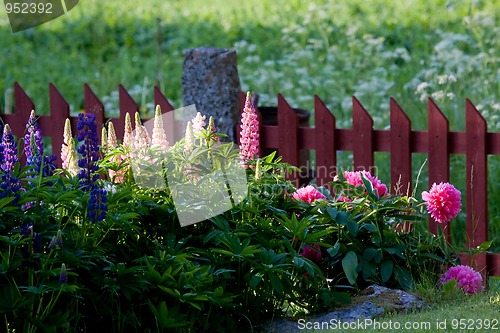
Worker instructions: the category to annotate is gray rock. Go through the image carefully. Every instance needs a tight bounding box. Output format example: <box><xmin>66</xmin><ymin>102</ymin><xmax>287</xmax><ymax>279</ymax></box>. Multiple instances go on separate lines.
<box><xmin>182</xmin><ymin>47</ymin><xmax>241</xmax><ymax>142</ymax></box>
<box><xmin>259</xmin><ymin>285</ymin><xmax>424</xmax><ymax>333</ymax></box>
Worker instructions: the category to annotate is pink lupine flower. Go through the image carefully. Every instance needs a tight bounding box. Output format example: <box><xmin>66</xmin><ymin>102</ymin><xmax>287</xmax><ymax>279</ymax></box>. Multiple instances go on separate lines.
<box><xmin>239</xmin><ymin>92</ymin><xmax>259</xmax><ymax>167</ymax></box>
<box><xmin>292</xmin><ymin>185</ymin><xmax>326</xmax><ymax>204</ymax></box>
<box><xmin>208</xmin><ymin>116</ymin><xmax>220</xmax><ymax>146</ymax></box>
<box><xmin>107</xmin><ymin>122</ymin><xmax>118</xmax><ymax>148</ymax></box>
<box><xmin>191</xmin><ymin>112</ymin><xmax>206</xmax><ymax>134</ymax></box>
<box><xmin>343</xmin><ymin>170</ymin><xmax>388</xmax><ymax>197</ymax></box>
<box><xmin>301</xmin><ymin>244</ymin><xmax>322</xmax><ymax>264</ymax></box>
<box><xmin>134</xmin><ymin>112</ymin><xmax>150</xmax><ymax>148</ymax></box>
<box><xmin>439</xmin><ymin>265</ymin><xmax>484</xmax><ymax>295</ymax></box>
<box><xmin>422</xmin><ymin>182</ymin><xmax>461</xmax><ymax>223</ymax></box>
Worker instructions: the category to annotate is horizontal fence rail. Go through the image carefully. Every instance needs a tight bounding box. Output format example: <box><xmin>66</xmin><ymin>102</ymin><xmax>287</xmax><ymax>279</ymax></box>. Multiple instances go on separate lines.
<box><xmin>0</xmin><ymin>83</ymin><xmax>498</xmax><ymax>277</ymax></box>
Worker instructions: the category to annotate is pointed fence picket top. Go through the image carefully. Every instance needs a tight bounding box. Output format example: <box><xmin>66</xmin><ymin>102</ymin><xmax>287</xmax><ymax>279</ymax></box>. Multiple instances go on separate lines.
<box><xmin>278</xmin><ymin>94</ymin><xmax>299</xmax><ymax>184</ymax></box>
<box><xmin>390</xmin><ymin>98</ymin><xmax>412</xmax><ymax>195</ymax></box>
<box><xmin>154</xmin><ymin>86</ymin><xmax>176</xmax><ymax>144</ymax></box>
<box><xmin>465</xmin><ymin>99</ymin><xmax>488</xmax><ymax>276</ymax></box>
<box><xmin>314</xmin><ymin>95</ymin><xmax>336</xmax><ymax>187</ymax></box>
<box><xmin>10</xmin><ymin>83</ymin><xmax>34</xmax><ymax>141</ymax></box>
<box><xmin>427</xmin><ymin>98</ymin><xmax>451</xmax><ymax>242</ymax></box>
<box><xmin>83</xmin><ymin>84</ymin><xmax>105</xmax><ymax>133</ymax></box>
<box><xmin>352</xmin><ymin>97</ymin><xmax>374</xmax><ymax>171</ymax></box>
<box><xmin>119</xmin><ymin>84</ymin><xmax>139</xmax><ymax>132</ymax></box>
<box><xmin>47</xmin><ymin>84</ymin><xmax>70</xmax><ymax>166</ymax></box>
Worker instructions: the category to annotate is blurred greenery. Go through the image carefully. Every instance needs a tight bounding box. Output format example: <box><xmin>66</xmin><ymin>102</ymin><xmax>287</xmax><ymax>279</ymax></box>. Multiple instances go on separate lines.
<box><xmin>0</xmin><ymin>0</ymin><xmax>498</xmax><ymax>251</ymax></box>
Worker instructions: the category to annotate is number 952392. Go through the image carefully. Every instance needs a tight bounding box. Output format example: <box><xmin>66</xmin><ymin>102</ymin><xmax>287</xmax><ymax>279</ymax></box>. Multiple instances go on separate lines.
<box><xmin>5</xmin><ymin>2</ymin><xmax>53</xmax><ymax>14</ymax></box>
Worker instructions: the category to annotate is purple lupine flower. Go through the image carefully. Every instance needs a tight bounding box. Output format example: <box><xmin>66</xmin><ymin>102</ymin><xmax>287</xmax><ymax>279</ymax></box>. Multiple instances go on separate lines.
<box><xmin>42</xmin><ymin>155</ymin><xmax>57</xmax><ymax>177</ymax></box>
<box><xmin>0</xmin><ymin>124</ymin><xmax>4</xmax><ymax>167</ymax></box>
<box><xmin>0</xmin><ymin>124</ymin><xmax>21</xmax><ymax>201</ymax></box>
<box><xmin>25</xmin><ymin>111</ymin><xmax>44</xmax><ymax>168</ymax></box>
<box><xmin>48</xmin><ymin>230</ymin><xmax>63</xmax><ymax>249</ymax></box>
<box><xmin>239</xmin><ymin>92</ymin><xmax>259</xmax><ymax>168</ymax></box>
<box><xmin>1</xmin><ymin>124</ymin><xmax>19</xmax><ymax>173</ymax></box>
<box><xmin>87</xmin><ymin>186</ymin><xmax>107</xmax><ymax>223</ymax></box>
<box><xmin>24</xmin><ymin>112</ymin><xmax>57</xmax><ymax>178</ymax></box>
<box><xmin>20</xmin><ymin>222</ymin><xmax>33</xmax><ymax>237</ymax></box>
<box><xmin>59</xmin><ymin>263</ymin><xmax>68</xmax><ymax>284</ymax></box>
<box><xmin>33</xmin><ymin>233</ymin><xmax>42</xmax><ymax>253</ymax></box>
<box><xmin>76</xmin><ymin>113</ymin><xmax>100</xmax><ymax>189</ymax></box>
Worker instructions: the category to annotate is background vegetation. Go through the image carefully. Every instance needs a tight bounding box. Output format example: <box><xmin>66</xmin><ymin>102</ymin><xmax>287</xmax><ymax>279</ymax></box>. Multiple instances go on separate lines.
<box><xmin>0</xmin><ymin>0</ymin><xmax>498</xmax><ymax>250</ymax></box>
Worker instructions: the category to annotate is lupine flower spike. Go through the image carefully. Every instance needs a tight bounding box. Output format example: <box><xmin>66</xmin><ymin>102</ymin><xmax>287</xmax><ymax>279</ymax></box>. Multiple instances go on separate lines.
<box><xmin>61</xmin><ymin>119</ymin><xmax>72</xmax><ymax>169</ymax></box>
<box><xmin>122</xmin><ymin>113</ymin><xmax>133</xmax><ymax>150</ymax></box>
<box><xmin>184</xmin><ymin>121</ymin><xmax>194</xmax><ymax>155</ymax></box>
<box><xmin>208</xmin><ymin>116</ymin><xmax>220</xmax><ymax>146</ymax></box>
<box><xmin>0</xmin><ymin>124</ymin><xmax>21</xmax><ymax>201</ymax></box>
<box><xmin>66</xmin><ymin>137</ymin><xmax>79</xmax><ymax>177</ymax></box>
<box><xmin>48</xmin><ymin>230</ymin><xmax>63</xmax><ymax>249</ymax></box>
<box><xmin>106</xmin><ymin>122</ymin><xmax>122</xmax><ymax>182</ymax></box>
<box><xmin>134</xmin><ymin>112</ymin><xmax>150</xmax><ymax>149</ymax></box>
<box><xmin>239</xmin><ymin>92</ymin><xmax>259</xmax><ymax>168</ymax></box>
<box><xmin>25</xmin><ymin>110</ymin><xmax>43</xmax><ymax>169</ymax></box>
<box><xmin>76</xmin><ymin>113</ymin><xmax>100</xmax><ymax>189</ymax></box>
<box><xmin>152</xmin><ymin>105</ymin><xmax>169</xmax><ymax>150</ymax></box>
<box><xmin>191</xmin><ymin>112</ymin><xmax>206</xmax><ymax>134</ymax></box>
<box><xmin>107</xmin><ymin>122</ymin><xmax>118</xmax><ymax>148</ymax></box>
<box><xmin>59</xmin><ymin>263</ymin><xmax>68</xmax><ymax>284</ymax></box>
<box><xmin>101</xmin><ymin>127</ymin><xmax>108</xmax><ymax>152</ymax></box>
<box><xmin>1</xmin><ymin>124</ymin><xmax>19</xmax><ymax>173</ymax></box>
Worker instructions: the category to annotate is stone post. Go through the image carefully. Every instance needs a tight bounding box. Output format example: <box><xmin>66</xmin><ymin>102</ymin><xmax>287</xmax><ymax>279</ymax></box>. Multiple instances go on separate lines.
<box><xmin>182</xmin><ymin>47</ymin><xmax>241</xmax><ymax>142</ymax></box>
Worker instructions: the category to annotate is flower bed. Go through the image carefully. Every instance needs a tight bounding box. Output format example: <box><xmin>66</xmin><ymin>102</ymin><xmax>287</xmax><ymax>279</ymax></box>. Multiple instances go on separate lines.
<box><xmin>0</xmin><ymin>93</ymin><xmax>486</xmax><ymax>332</ymax></box>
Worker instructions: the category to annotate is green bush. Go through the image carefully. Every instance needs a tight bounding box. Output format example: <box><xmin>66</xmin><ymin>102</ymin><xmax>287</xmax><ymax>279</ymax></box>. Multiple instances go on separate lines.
<box><xmin>0</xmin><ymin>108</ymin><xmax>480</xmax><ymax>332</ymax></box>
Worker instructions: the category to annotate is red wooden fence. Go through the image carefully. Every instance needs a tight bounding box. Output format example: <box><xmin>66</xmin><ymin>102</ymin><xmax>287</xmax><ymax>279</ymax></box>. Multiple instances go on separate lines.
<box><xmin>1</xmin><ymin>83</ymin><xmax>499</xmax><ymax>277</ymax></box>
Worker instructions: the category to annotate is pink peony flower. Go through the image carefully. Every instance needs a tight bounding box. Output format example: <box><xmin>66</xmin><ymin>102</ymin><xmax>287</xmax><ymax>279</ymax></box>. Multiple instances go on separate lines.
<box><xmin>439</xmin><ymin>265</ymin><xmax>484</xmax><ymax>295</ymax></box>
<box><xmin>301</xmin><ymin>244</ymin><xmax>322</xmax><ymax>264</ymax></box>
<box><xmin>292</xmin><ymin>185</ymin><xmax>326</xmax><ymax>204</ymax></box>
<box><xmin>422</xmin><ymin>182</ymin><xmax>461</xmax><ymax>223</ymax></box>
<box><xmin>239</xmin><ymin>92</ymin><xmax>259</xmax><ymax>167</ymax></box>
<box><xmin>343</xmin><ymin>170</ymin><xmax>388</xmax><ymax>197</ymax></box>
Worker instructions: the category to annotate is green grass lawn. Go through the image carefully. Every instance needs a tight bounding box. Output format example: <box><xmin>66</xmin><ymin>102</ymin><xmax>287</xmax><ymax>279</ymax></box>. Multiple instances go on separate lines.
<box><xmin>311</xmin><ymin>277</ymin><xmax>500</xmax><ymax>333</ymax></box>
<box><xmin>0</xmin><ymin>0</ymin><xmax>498</xmax><ymax>251</ymax></box>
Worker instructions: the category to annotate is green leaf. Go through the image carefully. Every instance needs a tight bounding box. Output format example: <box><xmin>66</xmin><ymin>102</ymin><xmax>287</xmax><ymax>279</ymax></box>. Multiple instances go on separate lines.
<box><xmin>346</xmin><ymin>219</ymin><xmax>358</xmax><ymax>236</ymax></box>
<box><xmin>326</xmin><ymin>206</ymin><xmax>338</xmax><ymax>220</ymax></box>
<box><xmin>268</xmin><ymin>272</ymin><xmax>284</xmax><ymax>296</ymax></box>
<box><xmin>327</xmin><ymin>243</ymin><xmax>341</xmax><ymax>257</ymax></box>
<box><xmin>476</xmin><ymin>240</ymin><xmax>493</xmax><ymax>251</ymax></box>
<box><xmin>361</xmin><ymin>223</ymin><xmax>378</xmax><ymax>232</ymax></box>
<box><xmin>380</xmin><ymin>260</ymin><xmax>393</xmax><ymax>282</ymax></box>
<box><xmin>342</xmin><ymin>251</ymin><xmax>358</xmax><ymax>285</ymax></box>
<box><xmin>394</xmin><ymin>266</ymin><xmax>414</xmax><ymax>290</ymax></box>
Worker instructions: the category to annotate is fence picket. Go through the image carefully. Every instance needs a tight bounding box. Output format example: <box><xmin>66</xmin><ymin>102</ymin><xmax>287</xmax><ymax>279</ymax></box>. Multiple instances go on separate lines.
<box><xmin>390</xmin><ymin>98</ymin><xmax>412</xmax><ymax>196</ymax></box>
<box><xmin>314</xmin><ymin>95</ymin><xmax>336</xmax><ymax>186</ymax></box>
<box><xmin>278</xmin><ymin>94</ymin><xmax>299</xmax><ymax>184</ymax></box>
<box><xmin>119</xmin><ymin>84</ymin><xmax>139</xmax><ymax>136</ymax></box>
<box><xmin>466</xmin><ymin>99</ymin><xmax>488</xmax><ymax>277</ymax></box>
<box><xmin>427</xmin><ymin>98</ymin><xmax>451</xmax><ymax>242</ymax></box>
<box><xmin>352</xmin><ymin>96</ymin><xmax>374</xmax><ymax>171</ymax></box>
<box><xmin>47</xmin><ymin>84</ymin><xmax>70</xmax><ymax>165</ymax></box>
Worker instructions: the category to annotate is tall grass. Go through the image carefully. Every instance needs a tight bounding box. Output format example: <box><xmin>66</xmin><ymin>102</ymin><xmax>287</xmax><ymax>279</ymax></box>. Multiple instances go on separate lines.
<box><xmin>0</xmin><ymin>0</ymin><xmax>498</xmax><ymax>249</ymax></box>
